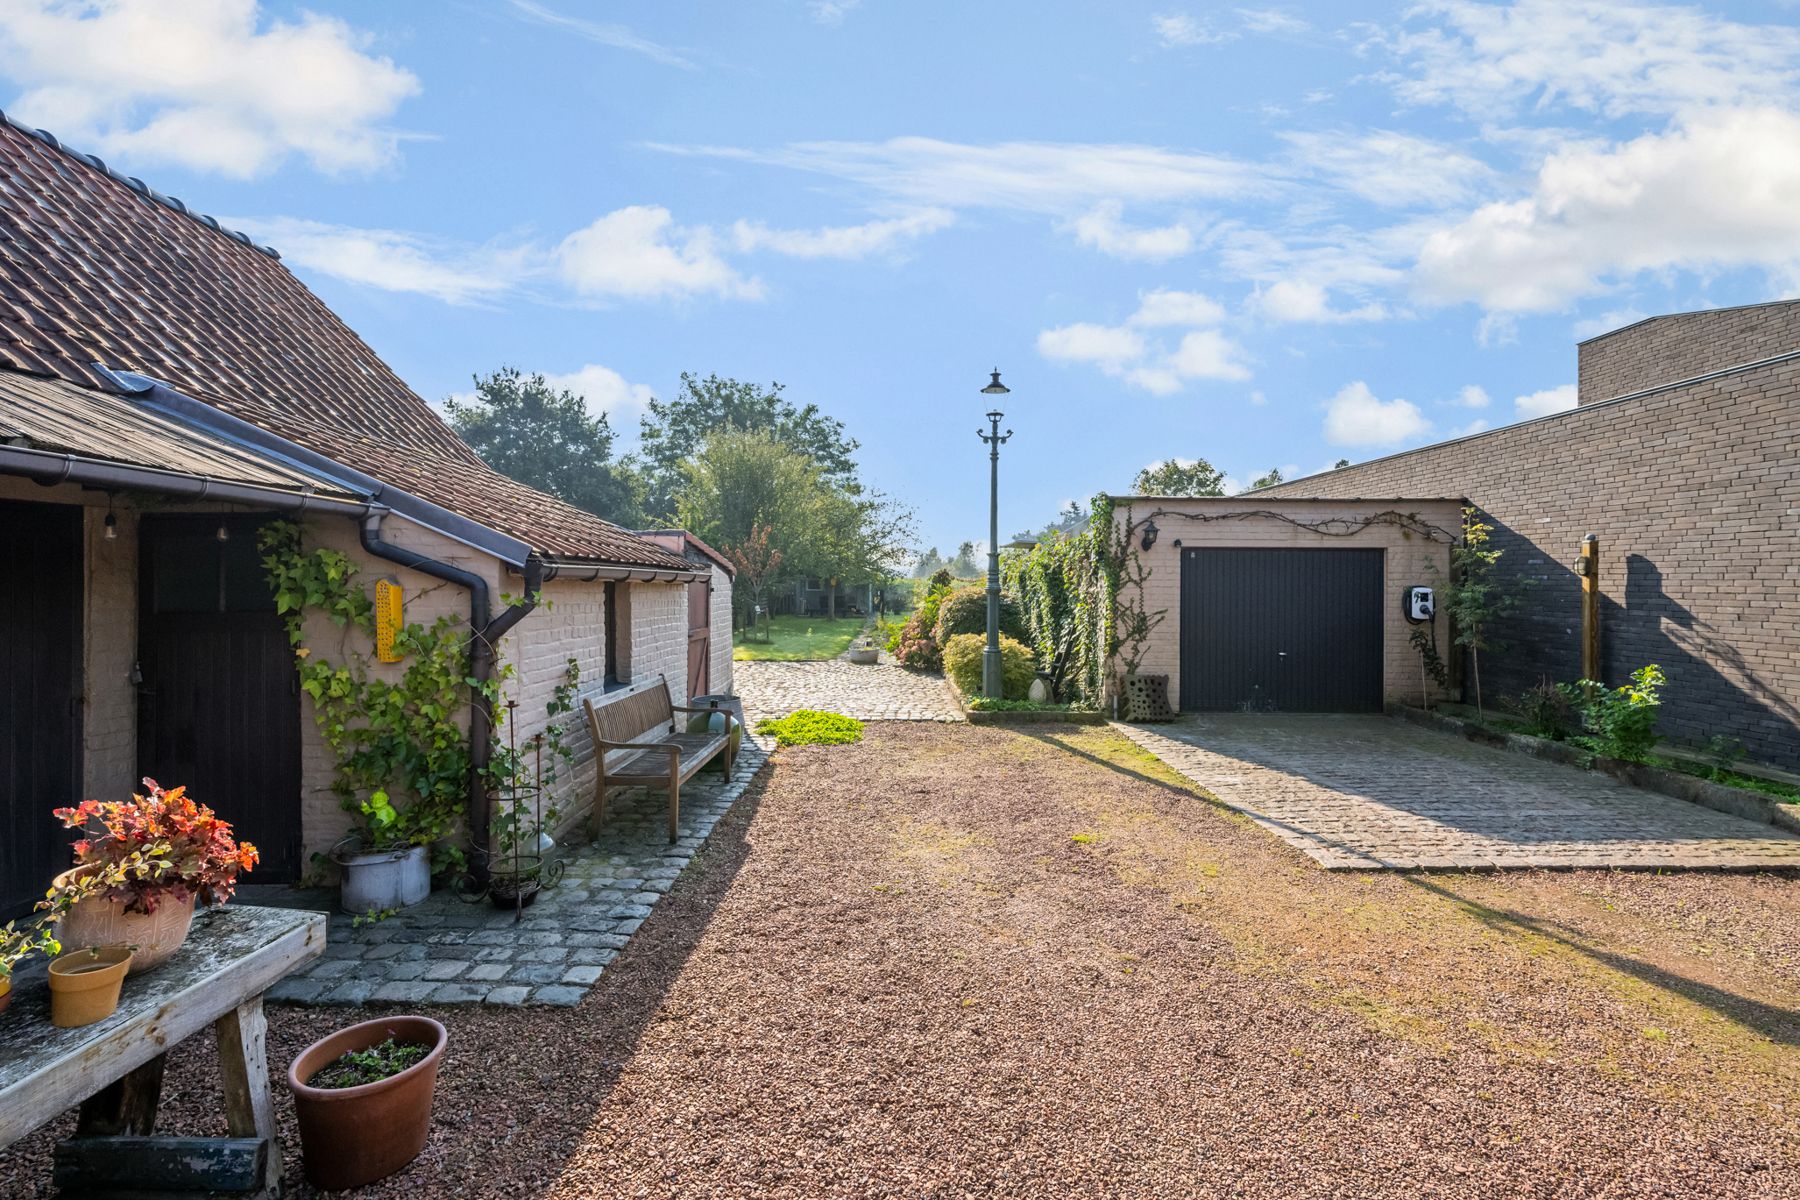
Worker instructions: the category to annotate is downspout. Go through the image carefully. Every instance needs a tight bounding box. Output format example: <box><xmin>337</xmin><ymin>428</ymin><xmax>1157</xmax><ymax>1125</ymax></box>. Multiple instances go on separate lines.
<box><xmin>359</xmin><ymin>508</ymin><xmax>544</xmax><ymax>878</ymax></box>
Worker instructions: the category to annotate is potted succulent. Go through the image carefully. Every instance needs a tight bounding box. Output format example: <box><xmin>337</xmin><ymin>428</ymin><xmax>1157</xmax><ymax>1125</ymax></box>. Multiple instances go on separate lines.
<box><xmin>41</xmin><ymin>780</ymin><xmax>259</xmax><ymax>974</ymax></box>
<box><xmin>48</xmin><ymin>944</ymin><xmax>134</xmax><ymax>1028</ymax></box>
<box><xmin>332</xmin><ymin>789</ymin><xmax>431</xmax><ymax>916</ymax></box>
<box><xmin>0</xmin><ymin>919</ymin><xmax>60</xmax><ymax>1016</ymax></box>
<box><xmin>287</xmin><ymin>1016</ymin><xmax>448</xmax><ymax>1190</ymax></box>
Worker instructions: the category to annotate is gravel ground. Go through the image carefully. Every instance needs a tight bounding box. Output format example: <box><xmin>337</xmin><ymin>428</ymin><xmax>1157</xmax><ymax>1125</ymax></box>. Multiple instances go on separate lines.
<box><xmin>4</xmin><ymin>722</ymin><xmax>1797</xmax><ymax>1198</ymax></box>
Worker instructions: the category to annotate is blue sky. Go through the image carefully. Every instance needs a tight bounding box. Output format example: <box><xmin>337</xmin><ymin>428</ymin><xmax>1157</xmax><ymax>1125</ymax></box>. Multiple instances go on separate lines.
<box><xmin>3</xmin><ymin>0</ymin><xmax>1799</xmax><ymax>556</ymax></box>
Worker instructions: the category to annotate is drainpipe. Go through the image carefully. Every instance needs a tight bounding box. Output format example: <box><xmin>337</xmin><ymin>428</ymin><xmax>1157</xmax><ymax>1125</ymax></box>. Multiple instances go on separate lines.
<box><xmin>359</xmin><ymin>508</ymin><xmax>544</xmax><ymax>878</ymax></box>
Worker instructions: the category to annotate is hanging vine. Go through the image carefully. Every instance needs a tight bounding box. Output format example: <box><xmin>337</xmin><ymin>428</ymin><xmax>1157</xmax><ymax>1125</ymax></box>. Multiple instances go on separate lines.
<box><xmin>259</xmin><ymin>521</ymin><xmax>514</xmax><ymax>874</ymax></box>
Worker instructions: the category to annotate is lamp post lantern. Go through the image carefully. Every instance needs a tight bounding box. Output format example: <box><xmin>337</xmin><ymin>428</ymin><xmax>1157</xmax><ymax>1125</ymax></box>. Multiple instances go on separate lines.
<box><xmin>978</xmin><ymin>368</ymin><xmax>1012</xmax><ymax>699</ymax></box>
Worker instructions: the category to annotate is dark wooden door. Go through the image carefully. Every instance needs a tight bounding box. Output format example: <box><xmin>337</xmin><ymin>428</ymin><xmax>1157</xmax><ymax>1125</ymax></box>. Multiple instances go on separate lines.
<box><xmin>686</xmin><ymin>576</ymin><xmax>711</xmax><ymax>697</ymax></box>
<box><xmin>1</xmin><ymin>501</ymin><xmax>82</xmax><ymax>918</ymax></box>
<box><xmin>138</xmin><ymin>515</ymin><xmax>302</xmax><ymax>880</ymax></box>
<box><xmin>1179</xmin><ymin>547</ymin><xmax>1385</xmax><ymax>713</ymax></box>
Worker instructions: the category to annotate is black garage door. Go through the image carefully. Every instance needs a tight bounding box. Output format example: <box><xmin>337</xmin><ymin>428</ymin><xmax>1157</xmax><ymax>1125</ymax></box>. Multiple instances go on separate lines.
<box><xmin>1179</xmin><ymin>547</ymin><xmax>1385</xmax><ymax>713</ymax></box>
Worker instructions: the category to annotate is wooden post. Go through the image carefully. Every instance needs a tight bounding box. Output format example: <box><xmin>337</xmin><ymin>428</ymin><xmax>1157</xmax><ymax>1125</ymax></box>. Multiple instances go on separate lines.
<box><xmin>216</xmin><ymin>997</ymin><xmax>281</xmax><ymax>1198</ymax></box>
<box><xmin>1580</xmin><ymin>534</ymin><xmax>1601</xmax><ymax>683</ymax></box>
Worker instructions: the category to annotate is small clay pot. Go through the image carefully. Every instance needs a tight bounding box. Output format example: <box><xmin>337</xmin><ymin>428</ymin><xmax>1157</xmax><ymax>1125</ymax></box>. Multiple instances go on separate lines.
<box><xmin>48</xmin><ymin>945</ymin><xmax>133</xmax><ymax>1028</ymax></box>
<box><xmin>288</xmin><ymin>1015</ymin><xmax>447</xmax><ymax>1191</ymax></box>
<box><xmin>53</xmin><ymin>871</ymin><xmax>197</xmax><ymax>974</ymax></box>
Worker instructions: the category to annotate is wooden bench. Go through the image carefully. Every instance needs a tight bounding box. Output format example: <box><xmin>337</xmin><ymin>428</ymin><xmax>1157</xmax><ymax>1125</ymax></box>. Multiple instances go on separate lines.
<box><xmin>0</xmin><ymin>905</ymin><xmax>325</xmax><ymax>1198</ymax></box>
<box><xmin>583</xmin><ymin>674</ymin><xmax>737</xmax><ymax>844</ymax></box>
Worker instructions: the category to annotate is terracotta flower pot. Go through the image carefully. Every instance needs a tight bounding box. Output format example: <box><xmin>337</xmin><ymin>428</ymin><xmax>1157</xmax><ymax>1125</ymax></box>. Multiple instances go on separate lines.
<box><xmin>287</xmin><ymin>1015</ymin><xmax>447</xmax><ymax>1191</ymax></box>
<box><xmin>48</xmin><ymin>945</ymin><xmax>133</xmax><ymax>1028</ymax></box>
<box><xmin>54</xmin><ymin>871</ymin><xmax>197</xmax><ymax>974</ymax></box>
<box><xmin>0</xmin><ymin>976</ymin><xmax>12</xmax><ymax>1016</ymax></box>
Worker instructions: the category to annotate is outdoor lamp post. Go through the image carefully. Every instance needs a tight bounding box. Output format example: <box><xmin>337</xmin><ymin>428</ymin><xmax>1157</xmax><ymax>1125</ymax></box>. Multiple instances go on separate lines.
<box><xmin>978</xmin><ymin>368</ymin><xmax>1013</xmax><ymax>699</ymax></box>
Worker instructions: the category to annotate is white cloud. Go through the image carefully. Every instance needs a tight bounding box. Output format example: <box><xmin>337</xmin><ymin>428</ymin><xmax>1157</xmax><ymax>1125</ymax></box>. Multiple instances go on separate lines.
<box><xmin>557</xmin><ymin>206</ymin><xmax>761</xmax><ymax>302</ymax></box>
<box><xmin>1385</xmin><ymin>0</ymin><xmax>1800</xmax><ymax>120</ymax></box>
<box><xmin>1448</xmin><ymin>417</ymin><xmax>1491</xmax><ymax>437</ymax></box>
<box><xmin>1036</xmin><ymin>323</ymin><xmax>1147</xmax><ymax>369</ymax></box>
<box><xmin>651</xmin><ymin>137</ymin><xmax>1267</xmax><ymax>214</ymax></box>
<box><xmin>1573</xmin><ymin>308</ymin><xmax>1648</xmax><ymax>340</ymax></box>
<box><xmin>731</xmin><ymin>208</ymin><xmax>952</xmax><ymax>259</ymax></box>
<box><xmin>808</xmin><ymin>0</ymin><xmax>862</xmax><ymax>24</ymax></box>
<box><xmin>543</xmin><ymin>364</ymin><xmax>656</xmax><ymax>429</ymax></box>
<box><xmin>1130</xmin><ymin>289</ymin><xmax>1228</xmax><ymax>327</ymax></box>
<box><xmin>1514</xmin><ymin>383</ymin><xmax>1578</xmax><ymax>418</ymax></box>
<box><xmin>0</xmin><ymin>0</ymin><xmax>419</xmax><ymax>178</ymax></box>
<box><xmin>1415</xmin><ymin>108</ymin><xmax>1800</xmax><ymax>312</ymax></box>
<box><xmin>508</xmin><ymin>0</ymin><xmax>693</xmax><ymax>68</ymax></box>
<box><xmin>1283</xmin><ymin>129</ymin><xmax>1494</xmax><ymax>208</ymax></box>
<box><xmin>1248</xmin><ymin>279</ymin><xmax>1389</xmax><ymax>324</ymax></box>
<box><xmin>224</xmin><ymin>216</ymin><xmax>532</xmax><ymax>304</ymax></box>
<box><xmin>1070</xmin><ymin>201</ymin><xmax>1194</xmax><ymax>261</ymax></box>
<box><xmin>1452</xmin><ymin>384</ymin><xmax>1490</xmax><ymax>408</ymax></box>
<box><xmin>1152</xmin><ymin>13</ymin><xmax>1230</xmax><ymax>47</ymax></box>
<box><xmin>1237</xmin><ymin>8</ymin><xmax>1308</xmax><ymax>36</ymax></box>
<box><xmin>1323</xmin><ymin>381</ymin><xmax>1430</xmax><ymax>446</ymax></box>
<box><xmin>1038</xmin><ymin>292</ymin><xmax>1246</xmax><ymax>393</ymax></box>
<box><xmin>1168</xmin><ymin>329</ymin><xmax>1251</xmax><ymax>381</ymax></box>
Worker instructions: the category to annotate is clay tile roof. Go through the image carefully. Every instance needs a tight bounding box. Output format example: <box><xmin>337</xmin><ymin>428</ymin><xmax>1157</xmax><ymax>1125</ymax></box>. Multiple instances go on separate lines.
<box><xmin>0</xmin><ymin>112</ymin><xmax>688</xmax><ymax>571</ymax></box>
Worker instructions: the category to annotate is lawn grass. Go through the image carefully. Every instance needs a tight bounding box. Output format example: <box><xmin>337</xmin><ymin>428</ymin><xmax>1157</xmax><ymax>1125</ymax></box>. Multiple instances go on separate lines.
<box><xmin>733</xmin><ymin>614</ymin><xmax>870</xmax><ymax>661</ymax></box>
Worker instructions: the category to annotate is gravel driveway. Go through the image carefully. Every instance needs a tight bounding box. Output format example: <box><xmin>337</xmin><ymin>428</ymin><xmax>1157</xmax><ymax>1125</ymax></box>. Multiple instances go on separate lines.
<box><xmin>4</xmin><ymin>723</ymin><xmax>1796</xmax><ymax>1197</ymax></box>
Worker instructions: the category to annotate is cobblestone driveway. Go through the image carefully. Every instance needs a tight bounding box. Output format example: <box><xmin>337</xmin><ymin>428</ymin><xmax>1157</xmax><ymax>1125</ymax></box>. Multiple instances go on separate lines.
<box><xmin>735</xmin><ymin>660</ymin><xmax>964</xmax><ymax>724</ymax></box>
<box><xmin>1117</xmin><ymin>714</ymin><xmax>1800</xmax><ymax>871</ymax></box>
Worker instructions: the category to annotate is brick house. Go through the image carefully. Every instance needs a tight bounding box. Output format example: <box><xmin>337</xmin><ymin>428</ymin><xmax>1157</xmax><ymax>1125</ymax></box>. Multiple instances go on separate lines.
<box><xmin>1262</xmin><ymin>300</ymin><xmax>1800</xmax><ymax>768</ymax></box>
<box><xmin>0</xmin><ymin>113</ymin><xmax>729</xmax><ymax>917</ymax></box>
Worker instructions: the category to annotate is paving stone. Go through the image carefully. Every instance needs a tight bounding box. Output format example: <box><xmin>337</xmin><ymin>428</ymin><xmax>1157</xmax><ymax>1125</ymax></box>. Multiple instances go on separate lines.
<box><xmin>517</xmin><ymin>946</ymin><xmax>569</xmax><ymax>964</ymax></box>
<box><xmin>267</xmin><ymin>976</ymin><xmax>330</xmax><ymax>1004</ymax></box>
<box><xmin>507</xmin><ymin>964</ymin><xmax>565</xmax><ymax>985</ymax></box>
<box><xmin>320</xmin><ymin>979</ymin><xmax>377</xmax><ymax>1006</ymax></box>
<box><xmin>1117</xmin><ymin>715</ymin><xmax>1800</xmax><ymax>873</ymax></box>
<box><xmin>568</xmin><ymin>948</ymin><xmax>619</xmax><ymax>967</ymax></box>
<box><xmin>427</xmin><ymin>982</ymin><xmax>491</xmax><ymax>1004</ymax></box>
<box><xmin>473</xmin><ymin>947</ymin><xmax>516</xmax><ymax>963</ymax></box>
<box><xmin>466</xmin><ymin>962</ymin><xmax>511</xmax><ymax>982</ymax></box>
<box><xmin>562</xmin><ymin>964</ymin><xmax>606</xmax><ymax>985</ymax></box>
<box><xmin>306</xmin><ymin>958</ymin><xmax>361</xmax><ymax>980</ymax></box>
<box><xmin>484</xmin><ymin>986</ymin><xmax>531</xmax><ymax>1006</ymax></box>
<box><xmin>531</xmin><ymin>986</ymin><xmax>586</xmax><ymax>1007</ymax></box>
<box><xmin>423</xmin><ymin>960</ymin><xmax>469</xmax><ymax>981</ymax></box>
<box><xmin>371</xmin><ymin>980</ymin><xmax>439</xmax><ymax>1004</ymax></box>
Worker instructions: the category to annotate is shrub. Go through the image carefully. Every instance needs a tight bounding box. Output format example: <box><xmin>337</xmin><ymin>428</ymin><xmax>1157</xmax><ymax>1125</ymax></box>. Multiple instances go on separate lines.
<box><xmin>44</xmin><ymin>780</ymin><xmax>259</xmax><ymax>916</ymax></box>
<box><xmin>934</xmin><ymin>586</ymin><xmax>1027</xmax><ymax>647</ymax></box>
<box><xmin>1504</xmin><ymin>679</ymin><xmax>1577</xmax><ymax>741</ymax></box>
<box><xmin>892</xmin><ymin>611</ymin><xmax>943</xmax><ymax>670</ymax></box>
<box><xmin>943</xmin><ymin>632</ymin><xmax>1035</xmax><ymax>699</ymax></box>
<box><xmin>755</xmin><ymin>710</ymin><xmax>865</xmax><ymax>747</ymax></box>
<box><xmin>1563</xmin><ymin>664</ymin><xmax>1666</xmax><ymax>761</ymax></box>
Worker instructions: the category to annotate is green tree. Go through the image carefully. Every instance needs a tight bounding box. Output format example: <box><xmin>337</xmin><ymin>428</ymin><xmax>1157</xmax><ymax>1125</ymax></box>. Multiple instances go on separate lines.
<box><xmin>912</xmin><ymin>547</ymin><xmax>946</xmax><ymax>578</ymax></box>
<box><xmin>445</xmin><ymin>367</ymin><xmax>644</xmax><ymax>526</ymax></box>
<box><xmin>1334</xmin><ymin>458</ymin><xmax>1351</xmax><ymax>469</ymax></box>
<box><xmin>1438</xmin><ymin>507</ymin><xmax>1527</xmax><ymax>715</ymax></box>
<box><xmin>1134</xmin><ymin>457</ymin><xmax>1225</xmax><ymax>496</ymax></box>
<box><xmin>947</xmin><ymin>540</ymin><xmax>980</xmax><ymax>577</ymax></box>
<box><xmin>639</xmin><ymin>373</ymin><xmax>860</xmax><ymax>519</ymax></box>
<box><xmin>1246</xmin><ymin>467</ymin><xmax>1284</xmax><ymax>491</ymax></box>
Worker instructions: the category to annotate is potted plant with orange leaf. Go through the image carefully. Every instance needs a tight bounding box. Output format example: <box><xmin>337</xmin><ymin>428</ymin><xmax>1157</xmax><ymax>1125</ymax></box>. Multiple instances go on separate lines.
<box><xmin>40</xmin><ymin>780</ymin><xmax>259</xmax><ymax>974</ymax></box>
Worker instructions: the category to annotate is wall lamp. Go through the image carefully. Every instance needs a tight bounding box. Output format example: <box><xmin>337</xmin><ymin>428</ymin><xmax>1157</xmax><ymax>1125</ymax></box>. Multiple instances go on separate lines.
<box><xmin>1140</xmin><ymin>519</ymin><xmax>1159</xmax><ymax>551</ymax></box>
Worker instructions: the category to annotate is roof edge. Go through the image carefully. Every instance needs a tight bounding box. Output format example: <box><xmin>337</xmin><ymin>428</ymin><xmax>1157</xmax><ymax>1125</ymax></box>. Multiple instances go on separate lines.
<box><xmin>1267</xmin><ymin>346</ymin><xmax>1800</xmax><ymax>493</ymax></box>
<box><xmin>1576</xmin><ymin>296</ymin><xmax>1800</xmax><ymax>346</ymax></box>
<box><xmin>0</xmin><ymin>109</ymin><xmax>280</xmax><ymax>259</ymax></box>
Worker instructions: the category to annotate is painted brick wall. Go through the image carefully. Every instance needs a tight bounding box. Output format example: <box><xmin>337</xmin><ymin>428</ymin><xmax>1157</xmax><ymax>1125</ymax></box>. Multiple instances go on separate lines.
<box><xmin>1263</xmin><ymin>357</ymin><xmax>1800</xmax><ymax>767</ymax></box>
<box><xmin>1578</xmin><ymin>300</ymin><xmax>1800</xmax><ymax>404</ymax></box>
<box><xmin>295</xmin><ymin>515</ymin><xmax>504</xmax><ymax>869</ymax></box>
<box><xmin>709</xmin><ymin>564</ymin><xmax>734</xmax><ymax>698</ymax></box>
<box><xmin>505</xmin><ymin>577</ymin><xmax>690</xmax><ymax>843</ymax></box>
<box><xmin>1111</xmin><ymin>499</ymin><xmax>1461</xmax><ymax>710</ymax></box>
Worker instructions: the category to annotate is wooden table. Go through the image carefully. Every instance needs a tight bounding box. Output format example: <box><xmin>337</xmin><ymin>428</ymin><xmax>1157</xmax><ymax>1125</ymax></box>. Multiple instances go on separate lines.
<box><xmin>0</xmin><ymin>904</ymin><xmax>325</xmax><ymax>1198</ymax></box>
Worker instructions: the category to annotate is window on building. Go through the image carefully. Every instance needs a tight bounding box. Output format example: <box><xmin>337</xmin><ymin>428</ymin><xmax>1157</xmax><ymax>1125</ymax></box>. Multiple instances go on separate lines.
<box><xmin>603</xmin><ymin>581</ymin><xmax>632</xmax><ymax>688</ymax></box>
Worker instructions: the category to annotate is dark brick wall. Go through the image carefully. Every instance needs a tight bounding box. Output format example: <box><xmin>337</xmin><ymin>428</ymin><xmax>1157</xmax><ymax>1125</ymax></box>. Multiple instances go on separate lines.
<box><xmin>1579</xmin><ymin>300</ymin><xmax>1800</xmax><ymax>404</ymax></box>
<box><xmin>1264</xmin><ymin>357</ymin><xmax>1800</xmax><ymax>768</ymax></box>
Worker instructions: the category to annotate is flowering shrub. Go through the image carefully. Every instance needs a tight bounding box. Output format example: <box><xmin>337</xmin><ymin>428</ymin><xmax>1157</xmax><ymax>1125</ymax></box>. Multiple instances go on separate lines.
<box><xmin>892</xmin><ymin>610</ymin><xmax>943</xmax><ymax>671</ymax></box>
<box><xmin>44</xmin><ymin>780</ymin><xmax>259</xmax><ymax>915</ymax></box>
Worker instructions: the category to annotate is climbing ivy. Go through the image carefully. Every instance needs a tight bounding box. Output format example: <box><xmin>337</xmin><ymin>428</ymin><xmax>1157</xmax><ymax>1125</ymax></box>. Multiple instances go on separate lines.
<box><xmin>260</xmin><ymin>521</ymin><xmax>513</xmax><ymax>873</ymax></box>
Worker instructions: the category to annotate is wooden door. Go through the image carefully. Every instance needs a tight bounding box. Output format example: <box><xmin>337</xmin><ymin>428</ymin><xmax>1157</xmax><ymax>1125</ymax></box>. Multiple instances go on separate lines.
<box><xmin>686</xmin><ymin>575</ymin><xmax>711</xmax><ymax>697</ymax></box>
<box><xmin>0</xmin><ymin>501</ymin><xmax>82</xmax><ymax>918</ymax></box>
<box><xmin>138</xmin><ymin>515</ymin><xmax>303</xmax><ymax>880</ymax></box>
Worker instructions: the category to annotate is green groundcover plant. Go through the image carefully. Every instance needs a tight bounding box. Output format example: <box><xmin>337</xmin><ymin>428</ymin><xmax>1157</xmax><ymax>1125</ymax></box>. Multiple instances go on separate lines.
<box><xmin>308</xmin><ymin>1038</ymin><xmax>428</xmax><ymax>1090</ymax></box>
<box><xmin>755</xmin><ymin>710</ymin><xmax>865</xmax><ymax>747</ymax></box>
